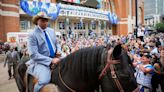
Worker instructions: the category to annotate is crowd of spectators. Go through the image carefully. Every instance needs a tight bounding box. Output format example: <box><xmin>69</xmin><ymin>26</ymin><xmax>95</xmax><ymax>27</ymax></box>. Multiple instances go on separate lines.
<box><xmin>57</xmin><ymin>29</ymin><xmax>164</xmax><ymax>92</ymax></box>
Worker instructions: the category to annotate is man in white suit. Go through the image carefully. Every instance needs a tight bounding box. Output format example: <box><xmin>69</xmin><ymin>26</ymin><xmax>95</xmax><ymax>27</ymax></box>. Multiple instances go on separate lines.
<box><xmin>26</xmin><ymin>12</ymin><xmax>62</xmax><ymax>92</ymax></box>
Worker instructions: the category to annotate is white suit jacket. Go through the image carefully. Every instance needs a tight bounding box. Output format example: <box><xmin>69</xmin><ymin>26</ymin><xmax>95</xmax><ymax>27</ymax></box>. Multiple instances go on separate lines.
<box><xmin>26</xmin><ymin>26</ymin><xmax>61</xmax><ymax>75</ymax></box>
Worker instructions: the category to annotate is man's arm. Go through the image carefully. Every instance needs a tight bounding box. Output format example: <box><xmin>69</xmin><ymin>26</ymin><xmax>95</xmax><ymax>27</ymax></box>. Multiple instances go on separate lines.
<box><xmin>132</xmin><ymin>54</ymin><xmax>141</xmax><ymax>67</ymax></box>
<box><xmin>160</xmin><ymin>49</ymin><xmax>164</xmax><ymax>67</ymax></box>
<box><xmin>138</xmin><ymin>64</ymin><xmax>154</xmax><ymax>73</ymax></box>
<box><xmin>4</xmin><ymin>54</ymin><xmax>8</xmax><ymax>67</ymax></box>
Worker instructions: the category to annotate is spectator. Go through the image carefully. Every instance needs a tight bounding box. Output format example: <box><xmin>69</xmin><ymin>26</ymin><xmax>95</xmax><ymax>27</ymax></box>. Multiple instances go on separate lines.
<box><xmin>133</xmin><ymin>53</ymin><xmax>155</xmax><ymax>92</ymax></box>
<box><xmin>151</xmin><ymin>45</ymin><xmax>164</xmax><ymax>92</ymax></box>
<box><xmin>4</xmin><ymin>46</ymin><xmax>20</xmax><ymax>79</ymax></box>
<box><xmin>137</xmin><ymin>27</ymin><xmax>144</xmax><ymax>42</ymax></box>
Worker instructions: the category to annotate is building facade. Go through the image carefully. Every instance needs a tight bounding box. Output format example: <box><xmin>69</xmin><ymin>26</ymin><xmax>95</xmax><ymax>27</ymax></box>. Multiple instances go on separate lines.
<box><xmin>0</xmin><ymin>0</ymin><xmax>144</xmax><ymax>42</ymax></box>
<box><xmin>144</xmin><ymin>0</ymin><xmax>164</xmax><ymax>26</ymax></box>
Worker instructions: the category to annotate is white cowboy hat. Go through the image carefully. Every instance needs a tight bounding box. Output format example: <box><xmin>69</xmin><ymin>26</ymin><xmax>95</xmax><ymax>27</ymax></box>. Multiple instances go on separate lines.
<box><xmin>32</xmin><ymin>12</ymin><xmax>50</xmax><ymax>25</ymax></box>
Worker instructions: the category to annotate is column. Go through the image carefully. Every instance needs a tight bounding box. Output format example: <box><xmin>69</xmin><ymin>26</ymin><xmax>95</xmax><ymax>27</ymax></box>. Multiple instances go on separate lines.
<box><xmin>113</xmin><ymin>0</ymin><xmax>129</xmax><ymax>35</ymax></box>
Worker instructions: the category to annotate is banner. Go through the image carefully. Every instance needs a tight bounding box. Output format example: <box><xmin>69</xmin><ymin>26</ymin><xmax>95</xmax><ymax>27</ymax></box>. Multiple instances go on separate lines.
<box><xmin>107</xmin><ymin>12</ymin><xmax>118</xmax><ymax>24</ymax></box>
<box><xmin>20</xmin><ymin>0</ymin><xmax>118</xmax><ymax>24</ymax></box>
<box><xmin>20</xmin><ymin>0</ymin><xmax>60</xmax><ymax>20</ymax></box>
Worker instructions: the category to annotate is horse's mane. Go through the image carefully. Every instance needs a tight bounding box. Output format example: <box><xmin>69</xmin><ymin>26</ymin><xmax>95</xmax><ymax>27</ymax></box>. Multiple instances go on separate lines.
<box><xmin>60</xmin><ymin>46</ymin><xmax>105</xmax><ymax>81</ymax></box>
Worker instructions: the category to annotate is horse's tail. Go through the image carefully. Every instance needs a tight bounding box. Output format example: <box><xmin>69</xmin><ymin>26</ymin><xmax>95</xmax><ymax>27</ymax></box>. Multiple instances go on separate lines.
<box><xmin>15</xmin><ymin>60</ymin><xmax>28</xmax><ymax>92</ymax></box>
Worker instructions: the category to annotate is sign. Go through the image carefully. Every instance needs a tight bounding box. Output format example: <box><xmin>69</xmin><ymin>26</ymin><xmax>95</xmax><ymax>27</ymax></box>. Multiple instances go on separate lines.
<box><xmin>18</xmin><ymin>34</ymin><xmax>29</xmax><ymax>45</ymax></box>
<box><xmin>59</xmin><ymin>4</ymin><xmax>108</xmax><ymax>20</ymax></box>
<box><xmin>7</xmin><ymin>32</ymin><xmax>29</xmax><ymax>46</ymax></box>
<box><xmin>20</xmin><ymin>1</ymin><xmax>118</xmax><ymax>24</ymax></box>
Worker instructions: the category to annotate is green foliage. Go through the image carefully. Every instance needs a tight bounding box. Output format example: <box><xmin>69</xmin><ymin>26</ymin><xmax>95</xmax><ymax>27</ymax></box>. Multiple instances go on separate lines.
<box><xmin>155</xmin><ymin>23</ymin><xmax>164</xmax><ymax>31</ymax></box>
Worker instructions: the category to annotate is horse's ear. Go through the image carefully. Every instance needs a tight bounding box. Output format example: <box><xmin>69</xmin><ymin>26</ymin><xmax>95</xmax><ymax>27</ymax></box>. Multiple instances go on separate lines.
<box><xmin>112</xmin><ymin>44</ymin><xmax>122</xmax><ymax>59</ymax></box>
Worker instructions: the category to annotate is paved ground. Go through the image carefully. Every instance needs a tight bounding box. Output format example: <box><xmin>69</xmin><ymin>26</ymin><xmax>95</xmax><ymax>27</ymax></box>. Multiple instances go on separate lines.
<box><xmin>0</xmin><ymin>54</ymin><xmax>19</xmax><ymax>92</ymax></box>
<box><xmin>0</xmin><ymin>54</ymin><xmax>5</xmax><ymax>62</ymax></box>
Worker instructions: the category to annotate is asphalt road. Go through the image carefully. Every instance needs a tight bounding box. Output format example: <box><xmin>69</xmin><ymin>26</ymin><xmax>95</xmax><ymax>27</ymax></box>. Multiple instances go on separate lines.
<box><xmin>0</xmin><ymin>54</ymin><xmax>19</xmax><ymax>92</ymax></box>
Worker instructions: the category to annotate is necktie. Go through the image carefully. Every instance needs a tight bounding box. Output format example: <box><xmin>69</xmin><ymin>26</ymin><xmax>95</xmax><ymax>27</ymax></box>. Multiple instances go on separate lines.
<box><xmin>43</xmin><ymin>31</ymin><xmax>55</xmax><ymax>58</ymax></box>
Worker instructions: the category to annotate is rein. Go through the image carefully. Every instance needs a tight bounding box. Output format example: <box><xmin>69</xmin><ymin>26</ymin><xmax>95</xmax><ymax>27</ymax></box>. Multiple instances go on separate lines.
<box><xmin>58</xmin><ymin>63</ymin><xmax>76</xmax><ymax>92</ymax></box>
<box><xmin>99</xmin><ymin>48</ymin><xmax>124</xmax><ymax>92</ymax></box>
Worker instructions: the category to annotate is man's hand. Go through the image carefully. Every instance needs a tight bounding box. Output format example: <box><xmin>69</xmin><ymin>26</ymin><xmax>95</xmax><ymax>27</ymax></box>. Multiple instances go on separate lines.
<box><xmin>56</xmin><ymin>52</ymin><xmax>61</xmax><ymax>58</ymax></box>
<box><xmin>52</xmin><ymin>58</ymin><xmax>60</xmax><ymax>64</ymax></box>
<box><xmin>133</xmin><ymin>54</ymin><xmax>139</xmax><ymax>61</ymax></box>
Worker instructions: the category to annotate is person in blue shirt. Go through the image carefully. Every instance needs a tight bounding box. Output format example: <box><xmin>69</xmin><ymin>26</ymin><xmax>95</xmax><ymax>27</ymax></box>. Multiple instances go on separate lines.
<box><xmin>133</xmin><ymin>53</ymin><xmax>155</xmax><ymax>92</ymax></box>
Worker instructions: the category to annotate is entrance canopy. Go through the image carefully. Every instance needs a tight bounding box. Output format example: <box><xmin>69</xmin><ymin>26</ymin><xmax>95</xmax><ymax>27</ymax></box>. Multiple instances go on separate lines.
<box><xmin>20</xmin><ymin>0</ymin><xmax>118</xmax><ymax>24</ymax></box>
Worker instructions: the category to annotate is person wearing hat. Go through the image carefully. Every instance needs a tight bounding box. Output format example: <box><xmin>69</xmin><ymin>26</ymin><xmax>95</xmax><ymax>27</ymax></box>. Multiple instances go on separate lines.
<box><xmin>133</xmin><ymin>53</ymin><xmax>155</xmax><ymax>92</ymax></box>
<box><xmin>26</xmin><ymin>12</ymin><xmax>62</xmax><ymax>92</ymax></box>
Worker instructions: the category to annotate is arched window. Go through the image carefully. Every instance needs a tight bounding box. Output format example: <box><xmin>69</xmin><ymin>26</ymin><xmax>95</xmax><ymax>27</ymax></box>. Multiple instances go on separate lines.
<box><xmin>138</xmin><ymin>7</ymin><xmax>143</xmax><ymax>25</ymax></box>
<box><xmin>110</xmin><ymin>0</ymin><xmax>116</xmax><ymax>13</ymax></box>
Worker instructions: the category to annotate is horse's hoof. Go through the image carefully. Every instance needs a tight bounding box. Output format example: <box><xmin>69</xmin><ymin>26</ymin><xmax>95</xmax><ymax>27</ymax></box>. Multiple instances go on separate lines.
<box><xmin>40</xmin><ymin>84</ymin><xmax>59</xmax><ymax>92</ymax></box>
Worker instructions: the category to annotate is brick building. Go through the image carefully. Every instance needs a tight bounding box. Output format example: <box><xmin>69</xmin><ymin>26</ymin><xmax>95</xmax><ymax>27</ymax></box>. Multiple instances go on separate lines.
<box><xmin>0</xmin><ymin>0</ymin><xmax>144</xmax><ymax>42</ymax></box>
<box><xmin>0</xmin><ymin>0</ymin><xmax>19</xmax><ymax>42</ymax></box>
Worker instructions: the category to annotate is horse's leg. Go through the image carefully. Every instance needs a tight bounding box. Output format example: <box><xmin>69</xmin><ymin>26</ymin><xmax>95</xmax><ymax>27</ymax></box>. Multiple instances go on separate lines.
<box><xmin>15</xmin><ymin>73</ymin><xmax>26</xmax><ymax>92</ymax></box>
<box><xmin>15</xmin><ymin>62</ymin><xmax>27</xmax><ymax>92</ymax></box>
<box><xmin>28</xmin><ymin>74</ymin><xmax>34</xmax><ymax>92</ymax></box>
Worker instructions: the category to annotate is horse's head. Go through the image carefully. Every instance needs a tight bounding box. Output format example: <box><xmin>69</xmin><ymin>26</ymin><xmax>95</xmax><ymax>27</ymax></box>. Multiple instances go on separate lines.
<box><xmin>100</xmin><ymin>44</ymin><xmax>137</xmax><ymax>92</ymax></box>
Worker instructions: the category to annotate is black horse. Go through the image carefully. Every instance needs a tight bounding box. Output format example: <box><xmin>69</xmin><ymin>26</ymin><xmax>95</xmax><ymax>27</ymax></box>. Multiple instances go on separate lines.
<box><xmin>15</xmin><ymin>44</ymin><xmax>137</xmax><ymax>92</ymax></box>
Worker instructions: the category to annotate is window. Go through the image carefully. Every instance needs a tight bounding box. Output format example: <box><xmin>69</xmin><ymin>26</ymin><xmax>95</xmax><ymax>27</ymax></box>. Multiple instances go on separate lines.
<box><xmin>74</xmin><ymin>23</ymin><xmax>85</xmax><ymax>30</ymax></box>
<box><xmin>59</xmin><ymin>22</ymin><xmax>65</xmax><ymax>29</ymax></box>
<box><xmin>83</xmin><ymin>23</ymin><xmax>85</xmax><ymax>29</ymax></box>
<box><xmin>78</xmin><ymin>23</ymin><xmax>81</xmax><ymax>29</ymax></box>
<box><xmin>110</xmin><ymin>0</ymin><xmax>116</xmax><ymax>13</ymax></box>
<box><xmin>74</xmin><ymin>23</ymin><xmax>77</xmax><ymax>29</ymax></box>
<box><xmin>20</xmin><ymin>21</ymin><xmax>28</xmax><ymax>30</ymax></box>
<box><xmin>88</xmin><ymin>23</ymin><xmax>90</xmax><ymax>29</ymax></box>
<box><xmin>101</xmin><ymin>23</ymin><xmax>104</xmax><ymax>30</ymax></box>
<box><xmin>92</xmin><ymin>22</ymin><xmax>96</xmax><ymax>30</ymax></box>
<box><xmin>48</xmin><ymin>22</ymin><xmax>51</xmax><ymax>27</ymax></box>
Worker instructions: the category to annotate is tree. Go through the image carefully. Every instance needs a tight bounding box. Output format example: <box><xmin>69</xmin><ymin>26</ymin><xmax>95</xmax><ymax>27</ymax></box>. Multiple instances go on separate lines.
<box><xmin>155</xmin><ymin>23</ymin><xmax>164</xmax><ymax>32</ymax></box>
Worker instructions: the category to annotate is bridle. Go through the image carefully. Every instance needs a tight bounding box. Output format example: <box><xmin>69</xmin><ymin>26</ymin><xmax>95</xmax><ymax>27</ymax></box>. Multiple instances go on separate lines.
<box><xmin>57</xmin><ymin>47</ymin><xmax>127</xmax><ymax>92</ymax></box>
<box><xmin>99</xmin><ymin>48</ymin><xmax>125</xmax><ymax>92</ymax></box>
